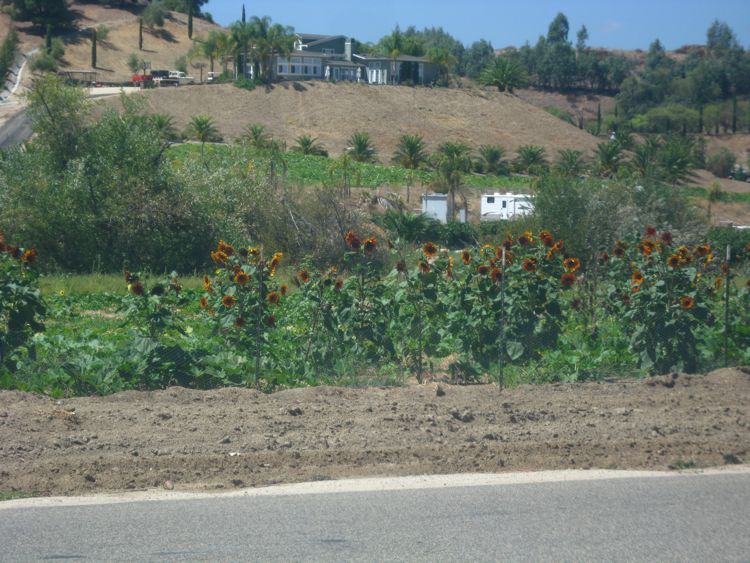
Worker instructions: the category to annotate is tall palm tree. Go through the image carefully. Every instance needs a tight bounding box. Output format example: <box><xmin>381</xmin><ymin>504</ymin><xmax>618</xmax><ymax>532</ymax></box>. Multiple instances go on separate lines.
<box><xmin>150</xmin><ymin>113</ymin><xmax>179</xmax><ymax>143</ymax></box>
<box><xmin>347</xmin><ymin>132</ymin><xmax>377</xmax><ymax>163</ymax></box>
<box><xmin>391</xmin><ymin>134</ymin><xmax>428</xmax><ymax>169</ymax></box>
<box><xmin>230</xmin><ymin>20</ymin><xmax>253</xmax><ymax>78</ymax></box>
<box><xmin>628</xmin><ymin>137</ymin><xmax>661</xmax><ymax>181</ymax></box>
<box><xmin>657</xmin><ymin>136</ymin><xmax>697</xmax><ymax>186</ymax></box>
<box><xmin>594</xmin><ymin>141</ymin><xmax>622</xmax><ymax>178</ymax></box>
<box><xmin>479</xmin><ymin>56</ymin><xmax>527</xmax><ymax>93</ymax></box>
<box><xmin>215</xmin><ymin>31</ymin><xmax>233</xmax><ymax>76</ymax></box>
<box><xmin>431</xmin><ymin>142</ymin><xmax>473</xmax><ymax>220</ymax></box>
<box><xmin>191</xmin><ymin>30</ymin><xmax>221</xmax><ymax>74</ymax></box>
<box><xmin>187</xmin><ymin>115</ymin><xmax>219</xmax><ymax>161</ymax></box>
<box><xmin>477</xmin><ymin>144</ymin><xmax>509</xmax><ymax>175</ymax></box>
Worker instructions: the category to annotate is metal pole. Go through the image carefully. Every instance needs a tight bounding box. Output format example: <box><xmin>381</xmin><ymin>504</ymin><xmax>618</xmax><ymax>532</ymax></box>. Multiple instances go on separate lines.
<box><xmin>499</xmin><ymin>247</ymin><xmax>507</xmax><ymax>388</ymax></box>
<box><xmin>724</xmin><ymin>244</ymin><xmax>730</xmax><ymax>368</ymax></box>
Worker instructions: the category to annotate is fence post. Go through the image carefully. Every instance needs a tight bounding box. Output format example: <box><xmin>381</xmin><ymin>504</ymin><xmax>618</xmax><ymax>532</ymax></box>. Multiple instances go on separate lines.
<box><xmin>724</xmin><ymin>244</ymin><xmax>731</xmax><ymax>368</ymax></box>
<box><xmin>499</xmin><ymin>247</ymin><xmax>506</xmax><ymax>389</ymax></box>
<box><xmin>255</xmin><ymin>245</ymin><xmax>265</xmax><ymax>388</ymax></box>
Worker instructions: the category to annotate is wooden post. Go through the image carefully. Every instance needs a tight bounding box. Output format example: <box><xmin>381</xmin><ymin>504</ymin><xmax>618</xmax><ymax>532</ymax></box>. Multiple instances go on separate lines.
<box><xmin>498</xmin><ymin>247</ymin><xmax>506</xmax><ymax>389</ymax></box>
<box><xmin>724</xmin><ymin>244</ymin><xmax>731</xmax><ymax>368</ymax></box>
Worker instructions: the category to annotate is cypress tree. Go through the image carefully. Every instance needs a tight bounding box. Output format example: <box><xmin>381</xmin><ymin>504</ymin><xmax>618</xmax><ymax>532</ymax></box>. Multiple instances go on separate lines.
<box><xmin>44</xmin><ymin>25</ymin><xmax>52</xmax><ymax>54</ymax></box>
<box><xmin>188</xmin><ymin>3</ymin><xmax>193</xmax><ymax>39</ymax></box>
<box><xmin>596</xmin><ymin>103</ymin><xmax>602</xmax><ymax>135</ymax></box>
<box><xmin>91</xmin><ymin>29</ymin><xmax>97</xmax><ymax>68</ymax></box>
<box><xmin>139</xmin><ymin>17</ymin><xmax>143</xmax><ymax>50</ymax></box>
<box><xmin>732</xmin><ymin>95</ymin><xmax>737</xmax><ymax>134</ymax></box>
<box><xmin>242</xmin><ymin>4</ymin><xmax>246</xmax><ymax>24</ymax></box>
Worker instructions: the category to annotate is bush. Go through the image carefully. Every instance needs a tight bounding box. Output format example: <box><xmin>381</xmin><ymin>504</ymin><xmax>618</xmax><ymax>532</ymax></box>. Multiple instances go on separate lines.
<box><xmin>234</xmin><ymin>77</ymin><xmax>259</xmax><ymax>90</ymax></box>
<box><xmin>30</xmin><ymin>51</ymin><xmax>58</xmax><ymax>72</ymax></box>
<box><xmin>706</xmin><ymin>148</ymin><xmax>737</xmax><ymax>178</ymax></box>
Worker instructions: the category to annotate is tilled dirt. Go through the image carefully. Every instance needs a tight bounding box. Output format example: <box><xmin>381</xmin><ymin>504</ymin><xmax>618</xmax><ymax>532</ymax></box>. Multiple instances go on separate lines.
<box><xmin>1</xmin><ymin>368</ymin><xmax>749</xmax><ymax>497</ymax></box>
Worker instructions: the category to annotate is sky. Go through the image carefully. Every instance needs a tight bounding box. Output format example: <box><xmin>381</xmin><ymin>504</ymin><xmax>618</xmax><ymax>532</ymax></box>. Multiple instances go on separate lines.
<box><xmin>203</xmin><ymin>0</ymin><xmax>750</xmax><ymax>51</ymax></box>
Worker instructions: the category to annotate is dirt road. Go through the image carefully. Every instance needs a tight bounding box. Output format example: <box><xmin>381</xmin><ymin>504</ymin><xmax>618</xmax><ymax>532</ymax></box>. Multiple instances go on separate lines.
<box><xmin>1</xmin><ymin>368</ymin><xmax>748</xmax><ymax>497</ymax></box>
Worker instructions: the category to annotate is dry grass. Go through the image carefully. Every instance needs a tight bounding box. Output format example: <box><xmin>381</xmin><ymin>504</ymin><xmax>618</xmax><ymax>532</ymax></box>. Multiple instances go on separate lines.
<box><xmin>116</xmin><ymin>81</ymin><xmax>602</xmax><ymax>158</ymax></box>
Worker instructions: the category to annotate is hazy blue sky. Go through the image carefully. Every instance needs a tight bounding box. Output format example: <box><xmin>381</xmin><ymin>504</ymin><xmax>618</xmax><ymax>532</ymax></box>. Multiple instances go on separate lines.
<box><xmin>203</xmin><ymin>0</ymin><xmax>750</xmax><ymax>50</ymax></box>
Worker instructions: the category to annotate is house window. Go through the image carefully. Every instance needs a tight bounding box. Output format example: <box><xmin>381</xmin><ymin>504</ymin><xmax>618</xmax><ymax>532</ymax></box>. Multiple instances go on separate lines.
<box><xmin>291</xmin><ymin>65</ymin><xmax>296</xmax><ymax>74</ymax></box>
<box><xmin>313</xmin><ymin>66</ymin><xmax>319</xmax><ymax>75</ymax></box>
<box><xmin>486</xmin><ymin>197</ymin><xmax>495</xmax><ymax>204</ymax></box>
<box><xmin>278</xmin><ymin>65</ymin><xmax>283</xmax><ymax>74</ymax></box>
<box><xmin>502</xmin><ymin>201</ymin><xmax>507</xmax><ymax>208</ymax></box>
<box><xmin>322</xmin><ymin>48</ymin><xmax>334</xmax><ymax>55</ymax></box>
<box><xmin>291</xmin><ymin>56</ymin><xmax>302</xmax><ymax>64</ymax></box>
<box><xmin>304</xmin><ymin>65</ymin><xmax>309</xmax><ymax>74</ymax></box>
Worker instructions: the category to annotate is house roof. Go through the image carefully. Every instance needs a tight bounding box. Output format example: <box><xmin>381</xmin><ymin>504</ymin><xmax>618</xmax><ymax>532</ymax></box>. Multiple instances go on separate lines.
<box><xmin>352</xmin><ymin>53</ymin><xmax>432</xmax><ymax>63</ymax></box>
<box><xmin>296</xmin><ymin>33</ymin><xmax>348</xmax><ymax>47</ymax></box>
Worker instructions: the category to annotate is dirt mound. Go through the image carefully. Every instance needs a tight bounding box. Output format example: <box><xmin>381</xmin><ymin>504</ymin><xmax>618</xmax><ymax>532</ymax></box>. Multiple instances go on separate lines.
<box><xmin>1</xmin><ymin>369</ymin><xmax>748</xmax><ymax>497</ymax></box>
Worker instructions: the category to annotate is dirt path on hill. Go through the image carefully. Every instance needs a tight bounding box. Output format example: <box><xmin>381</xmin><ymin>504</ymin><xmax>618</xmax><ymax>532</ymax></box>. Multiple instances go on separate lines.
<box><xmin>1</xmin><ymin>368</ymin><xmax>748</xmax><ymax>497</ymax></box>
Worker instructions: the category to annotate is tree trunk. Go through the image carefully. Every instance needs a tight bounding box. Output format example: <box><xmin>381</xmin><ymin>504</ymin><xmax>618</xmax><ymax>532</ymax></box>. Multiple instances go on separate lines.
<box><xmin>91</xmin><ymin>29</ymin><xmax>97</xmax><ymax>68</ymax></box>
<box><xmin>138</xmin><ymin>18</ymin><xmax>143</xmax><ymax>51</ymax></box>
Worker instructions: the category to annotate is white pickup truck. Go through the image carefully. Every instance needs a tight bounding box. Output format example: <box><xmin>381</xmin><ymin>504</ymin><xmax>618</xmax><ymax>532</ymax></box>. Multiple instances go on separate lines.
<box><xmin>151</xmin><ymin>70</ymin><xmax>195</xmax><ymax>87</ymax></box>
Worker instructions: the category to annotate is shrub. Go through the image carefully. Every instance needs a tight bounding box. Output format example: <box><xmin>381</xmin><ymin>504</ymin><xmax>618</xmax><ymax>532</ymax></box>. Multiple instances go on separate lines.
<box><xmin>706</xmin><ymin>148</ymin><xmax>736</xmax><ymax>178</ymax></box>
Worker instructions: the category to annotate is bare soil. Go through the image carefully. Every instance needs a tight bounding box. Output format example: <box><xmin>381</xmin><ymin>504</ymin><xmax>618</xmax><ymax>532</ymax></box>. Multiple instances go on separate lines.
<box><xmin>1</xmin><ymin>368</ymin><xmax>748</xmax><ymax>497</ymax></box>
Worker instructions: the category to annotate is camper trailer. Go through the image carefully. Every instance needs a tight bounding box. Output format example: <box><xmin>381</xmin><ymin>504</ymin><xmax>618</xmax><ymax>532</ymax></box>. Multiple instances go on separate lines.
<box><xmin>480</xmin><ymin>192</ymin><xmax>533</xmax><ymax>221</ymax></box>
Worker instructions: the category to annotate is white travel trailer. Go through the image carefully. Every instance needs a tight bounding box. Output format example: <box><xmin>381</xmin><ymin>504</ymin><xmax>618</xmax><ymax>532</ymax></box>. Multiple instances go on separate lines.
<box><xmin>480</xmin><ymin>192</ymin><xmax>534</xmax><ymax>221</ymax></box>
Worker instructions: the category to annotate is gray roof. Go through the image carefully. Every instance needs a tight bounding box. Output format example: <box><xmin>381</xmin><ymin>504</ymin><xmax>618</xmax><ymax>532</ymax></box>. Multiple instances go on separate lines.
<box><xmin>353</xmin><ymin>53</ymin><xmax>432</xmax><ymax>63</ymax></box>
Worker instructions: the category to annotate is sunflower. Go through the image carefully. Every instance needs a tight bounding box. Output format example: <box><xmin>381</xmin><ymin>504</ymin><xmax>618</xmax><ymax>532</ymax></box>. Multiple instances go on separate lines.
<box><xmin>714</xmin><ymin>277</ymin><xmax>723</xmax><ymax>290</ymax></box>
<box><xmin>344</xmin><ymin>230</ymin><xmax>361</xmax><ymax>251</ymax></box>
<box><xmin>560</xmin><ymin>272</ymin><xmax>576</xmax><ymax>288</ymax></box>
<box><xmin>644</xmin><ymin>226</ymin><xmax>657</xmax><ymax>237</ymax></box>
<box><xmin>234</xmin><ymin>270</ymin><xmax>250</xmax><ymax>285</ymax></box>
<box><xmin>477</xmin><ymin>264</ymin><xmax>490</xmax><ymax>276</ymax></box>
<box><xmin>667</xmin><ymin>255</ymin><xmax>681</xmax><ymax>269</ymax></box>
<box><xmin>394</xmin><ymin>259</ymin><xmax>406</xmax><ymax>273</ymax></box>
<box><xmin>446</xmin><ymin>256</ymin><xmax>455</xmax><ymax>279</ymax></box>
<box><xmin>422</xmin><ymin>241</ymin><xmax>438</xmax><ymax>258</ymax></box>
<box><xmin>622</xmin><ymin>293</ymin><xmax>631</xmax><ymax>305</ymax></box>
<box><xmin>660</xmin><ymin>231</ymin><xmax>673</xmax><ymax>245</ymax></box>
<box><xmin>639</xmin><ymin>239</ymin><xmax>657</xmax><ymax>256</ymax></box>
<box><xmin>631</xmin><ymin>270</ymin><xmax>645</xmax><ymax>285</ymax></box>
<box><xmin>125</xmin><ymin>270</ymin><xmax>138</xmax><ymax>283</ymax></box>
<box><xmin>517</xmin><ymin>233</ymin><xmax>531</xmax><ymax>246</ymax></box>
<box><xmin>218</xmin><ymin>240</ymin><xmax>235</xmax><ymax>257</ymax></box>
<box><xmin>461</xmin><ymin>250</ymin><xmax>472</xmax><ymax>265</ymax></box>
<box><xmin>210</xmin><ymin>250</ymin><xmax>228</xmax><ymax>264</ymax></box>
<box><xmin>221</xmin><ymin>295</ymin><xmax>236</xmax><ymax>308</ymax></box>
<box><xmin>418</xmin><ymin>260</ymin><xmax>431</xmax><ymax>273</ymax></box>
<box><xmin>720</xmin><ymin>262</ymin><xmax>729</xmax><ymax>276</ymax></box>
<box><xmin>203</xmin><ymin>275</ymin><xmax>213</xmax><ymax>293</ymax></box>
<box><xmin>20</xmin><ymin>248</ymin><xmax>37</xmax><ymax>264</ymax></box>
<box><xmin>679</xmin><ymin>296</ymin><xmax>695</xmax><ymax>310</ymax></box>
<box><xmin>613</xmin><ymin>242</ymin><xmax>626</xmax><ymax>258</ymax></box>
<box><xmin>694</xmin><ymin>244</ymin><xmax>711</xmax><ymax>258</ymax></box>
<box><xmin>130</xmin><ymin>281</ymin><xmax>145</xmax><ymax>296</ymax></box>
<box><xmin>539</xmin><ymin>230</ymin><xmax>554</xmax><ymax>247</ymax></box>
<box><xmin>522</xmin><ymin>258</ymin><xmax>538</xmax><ymax>272</ymax></box>
<box><xmin>599</xmin><ymin>251</ymin><xmax>610</xmax><ymax>263</ymax></box>
<box><xmin>280</xmin><ymin>284</ymin><xmax>288</xmax><ymax>296</ymax></box>
<box><xmin>334</xmin><ymin>278</ymin><xmax>344</xmax><ymax>291</ymax></box>
<box><xmin>265</xmin><ymin>314</ymin><xmax>276</xmax><ymax>327</ymax></box>
<box><xmin>199</xmin><ymin>296</ymin><xmax>208</xmax><ymax>309</ymax></box>
<box><xmin>491</xmin><ymin>267</ymin><xmax>503</xmax><ymax>282</ymax></box>
<box><xmin>571</xmin><ymin>298</ymin><xmax>582</xmax><ymax>310</ymax></box>
<box><xmin>267</xmin><ymin>291</ymin><xmax>280</xmax><ymax>305</ymax></box>
<box><xmin>298</xmin><ymin>269</ymin><xmax>311</xmax><ymax>284</ymax></box>
<box><xmin>563</xmin><ymin>257</ymin><xmax>581</xmax><ymax>272</ymax></box>
<box><xmin>234</xmin><ymin>317</ymin><xmax>245</xmax><ymax>328</ymax></box>
<box><xmin>363</xmin><ymin>236</ymin><xmax>377</xmax><ymax>254</ymax></box>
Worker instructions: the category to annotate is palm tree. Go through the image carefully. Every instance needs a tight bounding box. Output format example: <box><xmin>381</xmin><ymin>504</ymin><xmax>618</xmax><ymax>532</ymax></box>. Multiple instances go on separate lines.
<box><xmin>628</xmin><ymin>137</ymin><xmax>661</xmax><ymax>181</ymax></box>
<box><xmin>476</xmin><ymin>144</ymin><xmax>509</xmax><ymax>175</ymax></box>
<box><xmin>657</xmin><ymin>136</ymin><xmax>697</xmax><ymax>186</ymax></box>
<box><xmin>230</xmin><ymin>20</ymin><xmax>253</xmax><ymax>78</ymax></box>
<box><xmin>257</xmin><ymin>19</ymin><xmax>295</xmax><ymax>82</ymax></box>
<box><xmin>431</xmin><ymin>142</ymin><xmax>473</xmax><ymax>220</ymax></box>
<box><xmin>554</xmin><ymin>149</ymin><xmax>588</xmax><ymax>177</ymax></box>
<box><xmin>479</xmin><ymin>56</ymin><xmax>527</xmax><ymax>93</ymax></box>
<box><xmin>240</xmin><ymin>123</ymin><xmax>271</xmax><ymax>149</ymax></box>
<box><xmin>292</xmin><ymin>134</ymin><xmax>328</xmax><ymax>157</ymax></box>
<box><xmin>427</xmin><ymin>47</ymin><xmax>456</xmax><ymax>85</ymax></box>
<box><xmin>347</xmin><ymin>132</ymin><xmax>377</xmax><ymax>163</ymax></box>
<box><xmin>594</xmin><ymin>141</ymin><xmax>622</xmax><ymax>178</ymax></box>
<box><xmin>187</xmin><ymin>115</ymin><xmax>219</xmax><ymax>161</ymax></box>
<box><xmin>514</xmin><ymin>145</ymin><xmax>548</xmax><ymax>175</ymax></box>
<box><xmin>191</xmin><ymin>30</ymin><xmax>222</xmax><ymax>74</ymax></box>
<box><xmin>391</xmin><ymin>134</ymin><xmax>428</xmax><ymax>169</ymax></box>
<box><xmin>150</xmin><ymin>113</ymin><xmax>179</xmax><ymax>143</ymax></box>
<box><xmin>215</xmin><ymin>31</ymin><xmax>233</xmax><ymax>76</ymax></box>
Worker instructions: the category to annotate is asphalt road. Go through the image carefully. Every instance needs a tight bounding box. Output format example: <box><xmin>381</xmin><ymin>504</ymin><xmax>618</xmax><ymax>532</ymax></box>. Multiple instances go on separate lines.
<box><xmin>0</xmin><ymin>109</ymin><xmax>31</xmax><ymax>148</ymax></box>
<box><xmin>1</xmin><ymin>471</ymin><xmax>749</xmax><ymax>561</ymax></box>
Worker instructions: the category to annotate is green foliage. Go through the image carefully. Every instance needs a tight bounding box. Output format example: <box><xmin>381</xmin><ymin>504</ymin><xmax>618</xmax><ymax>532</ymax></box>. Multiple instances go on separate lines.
<box><xmin>476</xmin><ymin>145</ymin><xmax>510</xmax><ymax>176</ymax></box>
<box><xmin>479</xmin><ymin>56</ymin><xmax>527</xmax><ymax>93</ymax></box>
<box><xmin>554</xmin><ymin>149</ymin><xmax>588</xmax><ymax>177</ymax></box>
<box><xmin>141</xmin><ymin>3</ymin><xmax>166</xmax><ymax>29</ymax></box>
<box><xmin>706</xmin><ymin>148</ymin><xmax>737</xmax><ymax>178</ymax></box>
<box><xmin>174</xmin><ymin>55</ymin><xmax>188</xmax><ymax>74</ymax></box>
<box><xmin>0</xmin><ymin>234</ymin><xmax>45</xmax><ymax>371</ymax></box>
<box><xmin>513</xmin><ymin>145</ymin><xmax>548</xmax><ymax>175</ymax></box>
<box><xmin>544</xmin><ymin>106</ymin><xmax>575</xmax><ymax>125</ymax></box>
<box><xmin>8</xmin><ymin>0</ymin><xmax>71</xmax><ymax>30</ymax></box>
<box><xmin>391</xmin><ymin>134</ymin><xmax>428</xmax><ymax>170</ymax></box>
<box><xmin>292</xmin><ymin>135</ymin><xmax>328</xmax><ymax>157</ymax></box>
<box><xmin>0</xmin><ymin>28</ymin><xmax>18</xmax><ymax>84</ymax></box>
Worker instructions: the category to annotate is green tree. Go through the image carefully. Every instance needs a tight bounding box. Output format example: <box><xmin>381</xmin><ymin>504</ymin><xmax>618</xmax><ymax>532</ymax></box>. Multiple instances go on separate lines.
<box><xmin>150</xmin><ymin>113</ymin><xmax>180</xmax><ymax>143</ymax></box>
<box><xmin>514</xmin><ymin>145</ymin><xmax>548</xmax><ymax>175</ymax></box>
<box><xmin>431</xmin><ymin>142</ymin><xmax>473</xmax><ymax>219</ymax></box>
<box><xmin>187</xmin><ymin>115</ymin><xmax>220</xmax><ymax>161</ymax></box>
<box><xmin>10</xmin><ymin>0</ymin><xmax>70</xmax><ymax>30</ymax></box>
<box><xmin>191</xmin><ymin>30</ymin><xmax>222</xmax><ymax>73</ymax></box>
<box><xmin>141</xmin><ymin>3</ymin><xmax>166</xmax><ymax>30</ymax></box>
<box><xmin>463</xmin><ymin>39</ymin><xmax>495</xmax><ymax>79</ymax></box>
<box><xmin>554</xmin><ymin>149</ymin><xmax>588</xmax><ymax>177</ymax></box>
<box><xmin>346</xmin><ymin>132</ymin><xmax>377</xmax><ymax>163</ymax></box>
<box><xmin>479</xmin><ymin>56</ymin><xmax>526</xmax><ymax>93</ymax></box>
<box><xmin>594</xmin><ymin>141</ymin><xmax>623</xmax><ymax>178</ymax></box>
<box><xmin>91</xmin><ymin>29</ymin><xmax>97</xmax><ymax>68</ymax></box>
<box><xmin>391</xmin><ymin>134</ymin><xmax>428</xmax><ymax>170</ymax></box>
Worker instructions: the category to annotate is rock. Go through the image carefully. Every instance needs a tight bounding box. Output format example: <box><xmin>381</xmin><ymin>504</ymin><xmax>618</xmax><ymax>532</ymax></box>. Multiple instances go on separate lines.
<box><xmin>435</xmin><ymin>385</ymin><xmax>445</xmax><ymax>397</ymax></box>
<box><xmin>84</xmin><ymin>473</ymin><xmax>96</xmax><ymax>483</ymax></box>
<box><xmin>288</xmin><ymin>407</ymin><xmax>304</xmax><ymax>416</ymax></box>
<box><xmin>231</xmin><ymin>479</ymin><xmax>244</xmax><ymax>487</ymax></box>
<box><xmin>450</xmin><ymin>408</ymin><xmax>474</xmax><ymax>423</ymax></box>
<box><xmin>219</xmin><ymin>435</ymin><xmax>231</xmax><ymax>444</ymax></box>
<box><xmin>163</xmin><ymin>480</ymin><xmax>174</xmax><ymax>490</ymax></box>
<box><xmin>722</xmin><ymin>452</ymin><xmax>743</xmax><ymax>465</ymax></box>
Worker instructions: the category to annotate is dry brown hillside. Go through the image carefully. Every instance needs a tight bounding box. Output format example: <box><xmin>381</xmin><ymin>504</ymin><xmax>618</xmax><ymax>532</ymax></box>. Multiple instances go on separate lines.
<box><xmin>128</xmin><ymin>81</ymin><xmax>602</xmax><ymax>157</ymax></box>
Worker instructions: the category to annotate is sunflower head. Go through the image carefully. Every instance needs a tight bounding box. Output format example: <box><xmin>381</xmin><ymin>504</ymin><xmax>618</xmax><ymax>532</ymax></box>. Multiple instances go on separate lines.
<box><xmin>363</xmin><ymin>236</ymin><xmax>377</xmax><ymax>254</ymax></box>
<box><xmin>234</xmin><ymin>317</ymin><xmax>245</xmax><ymax>328</ymax></box>
<box><xmin>644</xmin><ymin>226</ymin><xmax>657</xmax><ymax>238</ymax></box>
<box><xmin>631</xmin><ymin>270</ymin><xmax>645</xmax><ymax>285</ymax></box>
<box><xmin>280</xmin><ymin>284</ymin><xmax>288</xmax><ymax>296</ymax></box>
<box><xmin>334</xmin><ymin>278</ymin><xmax>343</xmax><ymax>291</ymax></box>
<box><xmin>396</xmin><ymin>260</ymin><xmax>407</xmax><ymax>273</ymax></box>
<box><xmin>218</xmin><ymin>240</ymin><xmax>235</xmax><ymax>257</ymax></box>
<box><xmin>660</xmin><ymin>231</ymin><xmax>673</xmax><ymax>245</ymax></box>
<box><xmin>199</xmin><ymin>296</ymin><xmax>208</xmax><ymax>309</ymax></box>
<box><xmin>344</xmin><ymin>230</ymin><xmax>361</xmax><ymax>251</ymax></box>
<box><xmin>267</xmin><ymin>291</ymin><xmax>280</xmax><ymax>305</ymax></box>
<box><xmin>265</xmin><ymin>314</ymin><xmax>276</xmax><ymax>327</ymax></box>
<box><xmin>667</xmin><ymin>255</ymin><xmax>681</xmax><ymax>269</ymax></box>
<box><xmin>211</xmin><ymin>250</ymin><xmax>228</xmax><ymax>264</ymax></box>
<box><xmin>539</xmin><ymin>230</ymin><xmax>554</xmax><ymax>247</ymax></box>
<box><xmin>421</xmin><ymin>241</ymin><xmax>438</xmax><ymax>258</ymax></box>
<box><xmin>130</xmin><ymin>281</ymin><xmax>145</xmax><ymax>296</ymax></box>
<box><xmin>477</xmin><ymin>264</ymin><xmax>490</xmax><ymax>276</ymax></box>
<box><xmin>679</xmin><ymin>295</ymin><xmax>695</xmax><ymax>310</ymax></box>
<box><xmin>563</xmin><ymin>257</ymin><xmax>581</xmax><ymax>272</ymax></box>
<box><xmin>491</xmin><ymin>267</ymin><xmax>503</xmax><ymax>282</ymax></box>
<box><xmin>560</xmin><ymin>272</ymin><xmax>576</xmax><ymax>288</ymax></box>
<box><xmin>221</xmin><ymin>295</ymin><xmax>236</xmax><ymax>308</ymax></box>
<box><xmin>461</xmin><ymin>250</ymin><xmax>472</xmax><ymax>265</ymax></box>
<box><xmin>298</xmin><ymin>269</ymin><xmax>311</xmax><ymax>284</ymax></box>
<box><xmin>522</xmin><ymin>258</ymin><xmax>537</xmax><ymax>272</ymax></box>
<box><xmin>234</xmin><ymin>270</ymin><xmax>250</xmax><ymax>285</ymax></box>
<box><xmin>695</xmin><ymin>244</ymin><xmax>711</xmax><ymax>258</ymax></box>
<box><xmin>418</xmin><ymin>260</ymin><xmax>431</xmax><ymax>274</ymax></box>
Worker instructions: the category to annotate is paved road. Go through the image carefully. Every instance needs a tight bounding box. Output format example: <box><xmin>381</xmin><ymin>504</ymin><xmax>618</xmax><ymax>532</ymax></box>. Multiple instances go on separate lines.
<box><xmin>1</xmin><ymin>471</ymin><xmax>749</xmax><ymax>561</ymax></box>
<box><xmin>0</xmin><ymin>108</ymin><xmax>31</xmax><ymax>148</ymax></box>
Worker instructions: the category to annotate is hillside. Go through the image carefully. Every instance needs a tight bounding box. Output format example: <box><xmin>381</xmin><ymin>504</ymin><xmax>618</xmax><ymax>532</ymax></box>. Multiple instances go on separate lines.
<box><xmin>126</xmin><ymin>81</ymin><xmax>601</xmax><ymax>158</ymax></box>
